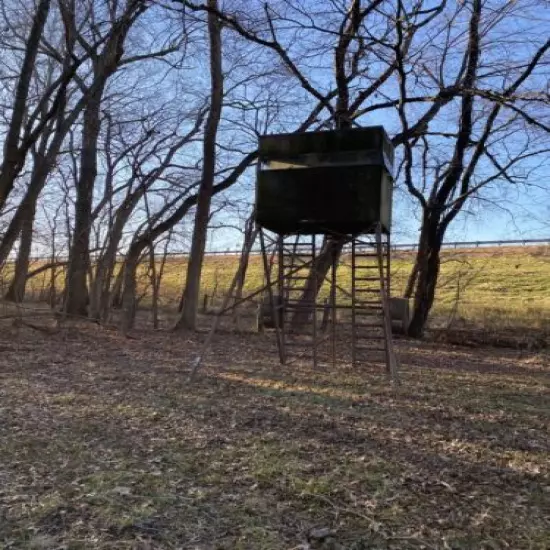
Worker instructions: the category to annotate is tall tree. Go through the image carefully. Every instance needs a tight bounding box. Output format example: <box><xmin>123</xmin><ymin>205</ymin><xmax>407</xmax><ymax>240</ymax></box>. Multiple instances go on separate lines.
<box><xmin>61</xmin><ymin>0</ymin><xmax>149</xmax><ymax>316</ymax></box>
<box><xmin>176</xmin><ymin>0</ymin><xmax>223</xmax><ymax>330</ymax></box>
<box><xmin>0</xmin><ymin>20</ymin><xmax>83</xmax><ymax>270</ymax></box>
<box><xmin>88</xmin><ymin>107</ymin><xmax>206</xmax><ymax>321</ymax></box>
<box><xmin>402</xmin><ymin>16</ymin><xmax>550</xmax><ymax>335</ymax></box>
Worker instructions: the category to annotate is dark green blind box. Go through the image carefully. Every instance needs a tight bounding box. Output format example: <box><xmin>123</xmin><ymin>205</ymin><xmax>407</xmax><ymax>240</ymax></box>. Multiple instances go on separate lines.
<box><xmin>256</xmin><ymin>126</ymin><xmax>394</xmax><ymax>235</ymax></box>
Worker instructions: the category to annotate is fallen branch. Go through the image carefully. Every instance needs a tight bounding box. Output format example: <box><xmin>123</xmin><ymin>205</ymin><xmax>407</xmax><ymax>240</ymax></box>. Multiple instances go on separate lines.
<box><xmin>12</xmin><ymin>317</ymin><xmax>59</xmax><ymax>334</ymax></box>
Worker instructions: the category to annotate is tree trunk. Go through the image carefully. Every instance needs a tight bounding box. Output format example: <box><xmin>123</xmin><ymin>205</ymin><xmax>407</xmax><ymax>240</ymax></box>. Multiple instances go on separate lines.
<box><xmin>4</xmin><ymin>200</ymin><xmax>36</xmax><ymax>302</ymax></box>
<box><xmin>64</xmin><ymin>193</ymin><xmax>93</xmax><ymax>316</ymax></box>
<box><xmin>148</xmin><ymin>243</ymin><xmax>159</xmax><ymax>329</ymax></box>
<box><xmin>119</xmin><ymin>152</ymin><xmax>257</xmax><ymax>332</ymax></box>
<box><xmin>88</xmin><ymin>250</ymin><xmax>111</xmax><ymax>321</ymax></box>
<box><xmin>121</xmin><ymin>251</ymin><xmax>141</xmax><ymax>333</ymax></box>
<box><xmin>89</xmin><ymin>193</ymin><xmax>142</xmax><ymax>321</ymax></box>
<box><xmin>176</xmin><ymin>0</ymin><xmax>223</xmax><ymax>331</ymax></box>
<box><xmin>110</xmin><ymin>265</ymin><xmax>125</xmax><ymax>311</ymax></box>
<box><xmin>407</xmin><ymin>210</ymin><xmax>443</xmax><ymax>338</ymax></box>
<box><xmin>404</xmin><ymin>253</ymin><xmax>419</xmax><ymax>299</ymax></box>
<box><xmin>64</xmin><ymin>89</ymin><xmax>104</xmax><ymax>316</ymax></box>
<box><xmin>291</xmin><ymin>235</ymin><xmax>346</xmax><ymax>329</ymax></box>
<box><xmin>232</xmin><ymin>217</ymin><xmax>258</xmax><ymax>329</ymax></box>
<box><xmin>233</xmin><ymin>216</ymin><xmax>256</xmax><ymax>304</ymax></box>
<box><xmin>0</xmin><ymin>174</ymin><xmax>42</xmax><ymax>269</ymax></box>
<box><xmin>0</xmin><ymin>146</ymin><xmax>54</xmax><ymax>268</ymax></box>
<box><xmin>62</xmin><ymin>0</ymin><xmax>140</xmax><ymax>317</ymax></box>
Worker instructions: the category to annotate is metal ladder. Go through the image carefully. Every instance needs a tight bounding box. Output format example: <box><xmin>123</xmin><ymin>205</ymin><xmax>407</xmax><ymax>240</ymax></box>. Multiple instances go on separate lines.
<box><xmin>279</xmin><ymin>234</ymin><xmax>319</xmax><ymax>368</ymax></box>
<box><xmin>351</xmin><ymin>225</ymin><xmax>399</xmax><ymax>383</ymax></box>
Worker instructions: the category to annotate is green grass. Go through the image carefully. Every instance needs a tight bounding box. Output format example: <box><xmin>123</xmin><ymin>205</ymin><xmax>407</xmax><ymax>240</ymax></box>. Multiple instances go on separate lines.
<box><xmin>6</xmin><ymin>245</ymin><xmax>550</xmax><ymax>331</ymax></box>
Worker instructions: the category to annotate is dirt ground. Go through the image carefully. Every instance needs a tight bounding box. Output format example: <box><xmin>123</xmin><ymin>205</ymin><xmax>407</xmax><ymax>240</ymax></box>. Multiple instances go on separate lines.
<box><xmin>0</xmin><ymin>321</ymin><xmax>549</xmax><ymax>549</ymax></box>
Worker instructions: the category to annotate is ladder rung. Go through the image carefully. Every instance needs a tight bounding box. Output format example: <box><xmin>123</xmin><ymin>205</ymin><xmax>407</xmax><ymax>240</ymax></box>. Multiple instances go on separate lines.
<box><xmin>283</xmin><ymin>316</ymin><xmax>315</xmax><ymax>322</ymax></box>
<box><xmin>355</xmin><ymin>300</ymin><xmax>383</xmax><ymax>306</ymax></box>
<box><xmin>282</xmin><ymin>262</ymin><xmax>313</xmax><ymax>266</ymax></box>
<box><xmin>353</xmin><ymin>265</ymin><xmax>380</xmax><ymax>270</ymax></box>
<box><xmin>341</xmin><ymin>322</ymin><xmax>384</xmax><ymax>327</ymax></box>
<box><xmin>284</xmin><ymin>310</ymin><xmax>321</xmax><ymax>315</ymax></box>
<box><xmin>354</xmin><ymin>288</ymin><xmax>380</xmax><ymax>293</ymax></box>
<box><xmin>334</xmin><ymin>304</ymin><xmax>382</xmax><ymax>311</ymax></box>
<box><xmin>281</xmin><ymin>290</ymin><xmax>308</xmax><ymax>294</ymax></box>
<box><xmin>354</xmin><ymin>334</ymin><xmax>386</xmax><ymax>340</ymax></box>
<box><xmin>354</xmin><ymin>277</ymin><xmax>380</xmax><ymax>282</ymax></box>
<box><xmin>354</xmin><ymin>346</ymin><xmax>387</xmax><ymax>352</ymax></box>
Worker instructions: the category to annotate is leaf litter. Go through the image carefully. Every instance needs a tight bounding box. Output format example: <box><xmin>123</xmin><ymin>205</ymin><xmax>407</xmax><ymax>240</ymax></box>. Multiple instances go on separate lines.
<box><xmin>0</xmin><ymin>320</ymin><xmax>548</xmax><ymax>549</ymax></box>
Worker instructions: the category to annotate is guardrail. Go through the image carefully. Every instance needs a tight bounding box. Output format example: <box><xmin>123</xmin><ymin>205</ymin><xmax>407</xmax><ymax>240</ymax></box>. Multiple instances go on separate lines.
<box><xmin>160</xmin><ymin>237</ymin><xmax>550</xmax><ymax>257</ymax></box>
<box><xmin>22</xmin><ymin>236</ymin><xmax>550</xmax><ymax>263</ymax></box>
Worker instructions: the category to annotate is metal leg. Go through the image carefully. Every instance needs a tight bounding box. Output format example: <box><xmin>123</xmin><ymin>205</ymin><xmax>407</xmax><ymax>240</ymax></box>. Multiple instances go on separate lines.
<box><xmin>351</xmin><ymin>238</ymin><xmax>357</xmax><ymax>367</ymax></box>
<box><xmin>260</xmin><ymin>229</ymin><xmax>285</xmax><ymax>365</ymax></box>
<box><xmin>386</xmin><ymin>232</ymin><xmax>391</xmax><ymax>298</ymax></box>
<box><xmin>311</xmin><ymin>234</ymin><xmax>318</xmax><ymax>369</ymax></box>
<box><xmin>331</xmin><ymin>240</ymin><xmax>337</xmax><ymax>369</ymax></box>
<box><xmin>375</xmin><ymin>223</ymin><xmax>399</xmax><ymax>385</ymax></box>
<box><xmin>277</xmin><ymin>235</ymin><xmax>286</xmax><ymax>358</ymax></box>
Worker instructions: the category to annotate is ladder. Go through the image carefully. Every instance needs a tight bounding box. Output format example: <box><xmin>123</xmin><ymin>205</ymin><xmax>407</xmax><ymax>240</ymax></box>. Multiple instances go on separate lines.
<box><xmin>351</xmin><ymin>225</ymin><xmax>399</xmax><ymax>383</ymax></box>
<box><xmin>279</xmin><ymin>234</ymin><xmax>320</xmax><ymax>368</ymax></box>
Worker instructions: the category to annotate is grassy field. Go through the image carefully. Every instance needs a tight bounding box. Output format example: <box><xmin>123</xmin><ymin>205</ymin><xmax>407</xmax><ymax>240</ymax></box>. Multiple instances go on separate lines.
<box><xmin>6</xmin><ymin>245</ymin><xmax>550</xmax><ymax>332</ymax></box>
<box><xmin>135</xmin><ymin>245</ymin><xmax>550</xmax><ymax>331</ymax></box>
<box><xmin>0</xmin><ymin>323</ymin><xmax>548</xmax><ymax>549</ymax></box>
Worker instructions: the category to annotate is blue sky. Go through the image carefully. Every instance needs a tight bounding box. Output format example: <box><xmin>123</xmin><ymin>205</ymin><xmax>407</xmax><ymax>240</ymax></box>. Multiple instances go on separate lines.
<box><xmin>11</xmin><ymin>0</ymin><xmax>548</xmax><ymax>257</ymax></box>
<box><xmin>201</xmin><ymin>0</ymin><xmax>550</xmax><ymax>250</ymax></box>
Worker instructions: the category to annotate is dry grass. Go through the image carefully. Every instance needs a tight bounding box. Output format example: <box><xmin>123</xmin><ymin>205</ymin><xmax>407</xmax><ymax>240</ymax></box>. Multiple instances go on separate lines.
<box><xmin>7</xmin><ymin>245</ymin><xmax>550</xmax><ymax>333</ymax></box>
<box><xmin>1</xmin><ymin>321</ymin><xmax>549</xmax><ymax>549</ymax></box>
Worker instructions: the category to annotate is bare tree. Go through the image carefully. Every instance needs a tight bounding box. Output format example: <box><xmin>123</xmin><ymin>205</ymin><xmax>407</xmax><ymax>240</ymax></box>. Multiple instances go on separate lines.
<box><xmin>0</xmin><ymin>31</ymin><xmax>82</xmax><ymax>270</ymax></box>
<box><xmin>2</xmin><ymin>0</ymin><xmax>548</xmax><ymax>340</ymax></box>
<box><xmin>397</xmin><ymin>1</ymin><xmax>550</xmax><ymax>336</ymax></box>
<box><xmin>61</xmin><ymin>0</ymin><xmax>150</xmax><ymax>316</ymax></box>
<box><xmin>0</xmin><ymin>0</ymin><xmax>52</xmax><ymax>211</ymax></box>
<box><xmin>181</xmin><ymin>0</ymin><xmax>550</xmax><ymax>337</ymax></box>
<box><xmin>88</xmin><ymin>106</ymin><xmax>206</xmax><ymax>321</ymax></box>
<box><xmin>120</xmin><ymin>151</ymin><xmax>256</xmax><ymax>331</ymax></box>
<box><xmin>0</xmin><ymin>0</ymin><xmax>83</xmax><ymax>214</ymax></box>
<box><xmin>176</xmin><ymin>0</ymin><xmax>223</xmax><ymax>330</ymax></box>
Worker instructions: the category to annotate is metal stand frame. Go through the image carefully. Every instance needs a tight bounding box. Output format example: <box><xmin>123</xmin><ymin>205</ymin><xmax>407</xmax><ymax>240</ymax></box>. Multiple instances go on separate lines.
<box><xmin>189</xmin><ymin>225</ymin><xmax>399</xmax><ymax>385</ymax></box>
